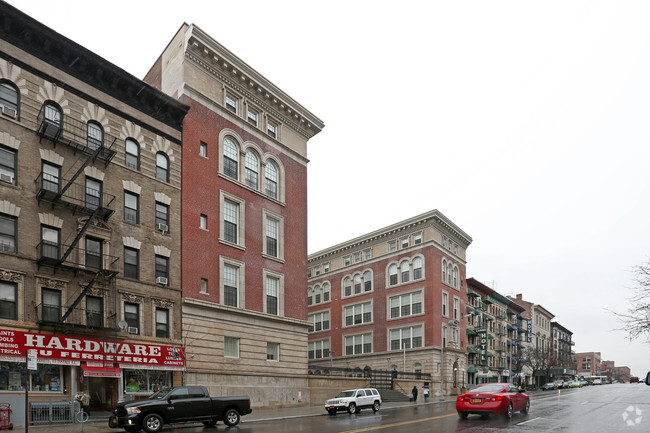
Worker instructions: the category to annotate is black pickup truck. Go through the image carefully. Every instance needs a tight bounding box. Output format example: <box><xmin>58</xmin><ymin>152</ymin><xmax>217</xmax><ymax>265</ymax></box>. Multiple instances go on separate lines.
<box><xmin>109</xmin><ymin>385</ymin><xmax>252</xmax><ymax>432</ymax></box>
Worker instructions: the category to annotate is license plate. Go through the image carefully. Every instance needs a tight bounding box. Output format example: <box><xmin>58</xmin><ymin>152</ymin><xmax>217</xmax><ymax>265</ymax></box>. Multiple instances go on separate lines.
<box><xmin>471</xmin><ymin>398</ymin><xmax>482</xmax><ymax>403</ymax></box>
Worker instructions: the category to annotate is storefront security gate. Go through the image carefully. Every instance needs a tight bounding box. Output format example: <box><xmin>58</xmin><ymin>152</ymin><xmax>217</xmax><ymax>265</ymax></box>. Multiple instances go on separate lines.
<box><xmin>30</xmin><ymin>400</ymin><xmax>80</xmax><ymax>424</ymax></box>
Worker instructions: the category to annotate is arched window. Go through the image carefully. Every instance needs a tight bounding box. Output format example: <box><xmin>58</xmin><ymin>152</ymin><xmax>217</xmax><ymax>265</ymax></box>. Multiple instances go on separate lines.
<box><xmin>442</xmin><ymin>259</ymin><xmax>447</xmax><ymax>282</ymax></box>
<box><xmin>413</xmin><ymin>257</ymin><xmax>423</xmax><ymax>280</ymax></box>
<box><xmin>389</xmin><ymin>264</ymin><xmax>398</xmax><ymax>286</ymax></box>
<box><xmin>307</xmin><ymin>288</ymin><xmax>313</xmax><ymax>306</ymax></box>
<box><xmin>0</xmin><ymin>81</ymin><xmax>19</xmax><ymax>119</ymax></box>
<box><xmin>156</xmin><ymin>152</ymin><xmax>169</xmax><ymax>182</ymax></box>
<box><xmin>343</xmin><ymin>277</ymin><xmax>352</xmax><ymax>297</ymax></box>
<box><xmin>87</xmin><ymin>121</ymin><xmax>103</xmax><ymax>150</ymax></box>
<box><xmin>223</xmin><ymin>137</ymin><xmax>239</xmax><ymax>180</ymax></box>
<box><xmin>125</xmin><ymin>138</ymin><xmax>140</xmax><ymax>170</ymax></box>
<box><xmin>314</xmin><ymin>285</ymin><xmax>322</xmax><ymax>304</ymax></box>
<box><xmin>447</xmin><ymin>263</ymin><xmax>453</xmax><ymax>285</ymax></box>
<box><xmin>363</xmin><ymin>271</ymin><xmax>372</xmax><ymax>292</ymax></box>
<box><xmin>353</xmin><ymin>274</ymin><xmax>362</xmax><ymax>294</ymax></box>
<box><xmin>401</xmin><ymin>261</ymin><xmax>410</xmax><ymax>283</ymax></box>
<box><xmin>265</xmin><ymin>160</ymin><xmax>278</xmax><ymax>199</ymax></box>
<box><xmin>323</xmin><ymin>282</ymin><xmax>330</xmax><ymax>302</ymax></box>
<box><xmin>245</xmin><ymin>149</ymin><xmax>259</xmax><ymax>189</ymax></box>
<box><xmin>44</xmin><ymin>102</ymin><xmax>61</xmax><ymax>125</ymax></box>
<box><xmin>452</xmin><ymin>266</ymin><xmax>458</xmax><ymax>288</ymax></box>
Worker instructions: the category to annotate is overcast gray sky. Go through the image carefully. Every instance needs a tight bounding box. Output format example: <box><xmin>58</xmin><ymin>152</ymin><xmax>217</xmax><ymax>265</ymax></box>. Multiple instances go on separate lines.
<box><xmin>9</xmin><ymin>0</ymin><xmax>650</xmax><ymax>377</ymax></box>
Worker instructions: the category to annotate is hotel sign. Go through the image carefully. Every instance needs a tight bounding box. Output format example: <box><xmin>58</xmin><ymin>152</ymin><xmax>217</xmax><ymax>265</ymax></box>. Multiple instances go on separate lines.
<box><xmin>527</xmin><ymin>317</ymin><xmax>533</xmax><ymax>343</ymax></box>
<box><xmin>0</xmin><ymin>328</ymin><xmax>185</xmax><ymax>370</ymax></box>
<box><xmin>477</xmin><ymin>328</ymin><xmax>488</xmax><ymax>365</ymax></box>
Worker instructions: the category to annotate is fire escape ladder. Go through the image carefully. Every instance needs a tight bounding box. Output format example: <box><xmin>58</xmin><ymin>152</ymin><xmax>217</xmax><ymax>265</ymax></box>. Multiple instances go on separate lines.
<box><xmin>54</xmin><ymin>142</ymin><xmax>105</xmax><ymax>203</ymax></box>
<box><xmin>60</xmin><ymin>271</ymin><xmax>102</xmax><ymax>323</ymax></box>
<box><xmin>58</xmin><ymin>206</ymin><xmax>100</xmax><ymax>266</ymax></box>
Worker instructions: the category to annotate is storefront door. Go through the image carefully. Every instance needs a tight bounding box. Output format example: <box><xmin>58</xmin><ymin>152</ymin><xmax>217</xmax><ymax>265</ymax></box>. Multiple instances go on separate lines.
<box><xmin>86</xmin><ymin>377</ymin><xmax>118</xmax><ymax>411</ymax></box>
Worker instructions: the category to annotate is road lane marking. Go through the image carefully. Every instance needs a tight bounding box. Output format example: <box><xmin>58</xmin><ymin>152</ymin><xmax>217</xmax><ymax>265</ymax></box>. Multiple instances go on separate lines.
<box><xmin>516</xmin><ymin>417</ymin><xmax>541</xmax><ymax>425</ymax></box>
<box><xmin>340</xmin><ymin>413</ymin><xmax>457</xmax><ymax>433</ymax></box>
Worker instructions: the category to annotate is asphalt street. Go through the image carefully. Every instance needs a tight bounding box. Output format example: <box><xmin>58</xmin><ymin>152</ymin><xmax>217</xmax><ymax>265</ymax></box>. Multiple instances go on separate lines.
<box><xmin>11</xmin><ymin>383</ymin><xmax>650</xmax><ymax>433</ymax></box>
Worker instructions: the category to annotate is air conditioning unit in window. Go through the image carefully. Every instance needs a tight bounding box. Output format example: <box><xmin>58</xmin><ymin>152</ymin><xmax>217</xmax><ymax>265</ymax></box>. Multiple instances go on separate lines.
<box><xmin>156</xmin><ymin>223</ymin><xmax>168</xmax><ymax>233</ymax></box>
<box><xmin>156</xmin><ymin>276</ymin><xmax>168</xmax><ymax>286</ymax></box>
<box><xmin>127</xmin><ymin>327</ymin><xmax>139</xmax><ymax>334</ymax></box>
<box><xmin>0</xmin><ymin>173</ymin><xmax>13</xmax><ymax>184</ymax></box>
<box><xmin>1</xmin><ymin>105</ymin><xmax>17</xmax><ymax>119</ymax></box>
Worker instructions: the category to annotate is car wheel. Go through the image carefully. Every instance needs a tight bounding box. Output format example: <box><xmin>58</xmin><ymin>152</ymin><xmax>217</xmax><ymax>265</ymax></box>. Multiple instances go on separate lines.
<box><xmin>458</xmin><ymin>411</ymin><xmax>468</xmax><ymax>419</ymax></box>
<box><xmin>347</xmin><ymin>403</ymin><xmax>357</xmax><ymax>414</ymax></box>
<box><xmin>124</xmin><ymin>427</ymin><xmax>142</xmax><ymax>433</ymax></box>
<box><xmin>522</xmin><ymin>399</ymin><xmax>530</xmax><ymax>414</ymax></box>
<box><xmin>142</xmin><ymin>414</ymin><xmax>163</xmax><ymax>433</ymax></box>
<box><xmin>223</xmin><ymin>408</ymin><xmax>241</xmax><ymax>427</ymax></box>
<box><xmin>372</xmin><ymin>401</ymin><xmax>381</xmax><ymax>412</ymax></box>
<box><xmin>504</xmin><ymin>402</ymin><xmax>513</xmax><ymax>420</ymax></box>
<box><xmin>328</xmin><ymin>409</ymin><xmax>337</xmax><ymax>416</ymax></box>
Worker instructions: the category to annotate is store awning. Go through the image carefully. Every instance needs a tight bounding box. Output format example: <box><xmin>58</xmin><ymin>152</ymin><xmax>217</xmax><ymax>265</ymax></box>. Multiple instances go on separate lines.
<box><xmin>467</xmin><ymin>366</ymin><xmax>478</xmax><ymax>373</ymax></box>
<box><xmin>82</xmin><ymin>364</ymin><xmax>121</xmax><ymax>377</ymax></box>
<box><xmin>467</xmin><ymin>347</ymin><xmax>480</xmax><ymax>354</ymax></box>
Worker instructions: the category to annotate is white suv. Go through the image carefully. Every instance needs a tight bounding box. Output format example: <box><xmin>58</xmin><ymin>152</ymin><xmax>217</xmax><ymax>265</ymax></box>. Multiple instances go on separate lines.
<box><xmin>325</xmin><ymin>388</ymin><xmax>382</xmax><ymax>415</ymax></box>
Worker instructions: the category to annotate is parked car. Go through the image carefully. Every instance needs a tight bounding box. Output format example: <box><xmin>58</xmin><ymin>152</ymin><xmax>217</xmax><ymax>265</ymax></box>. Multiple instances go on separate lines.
<box><xmin>109</xmin><ymin>385</ymin><xmax>252</xmax><ymax>432</ymax></box>
<box><xmin>568</xmin><ymin>380</ymin><xmax>583</xmax><ymax>388</ymax></box>
<box><xmin>325</xmin><ymin>388</ymin><xmax>382</xmax><ymax>415</ymax></box>
<box><xmin>630</xmin><ymin>376</ymin><xmax>640</xmax><ymax>383</ymax></box>
<box><xmin>456</xmin><ymin>383</ymin><xmax>529</xmax><ymax>420</ymax></box>
<box><xmin>541</xmin><ymin>382</ymin><xmax>557</xmax><ymax>391</ymax></box>
<box><xmin>553</xmin><ymin>380</ymin><xmax>566</xmax><ymax>389</ymax></box>
<box><xmin>592</xmin><ymin>378</ymin><xmax>602</xmax><ymax>385</ymax></box>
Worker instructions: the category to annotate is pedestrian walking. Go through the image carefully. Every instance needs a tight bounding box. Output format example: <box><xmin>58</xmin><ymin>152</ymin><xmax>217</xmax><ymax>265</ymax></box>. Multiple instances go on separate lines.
<box><xmin>423</xmin><ymin>386</ymin><xmax>429</xmax><ymax>401</ymax></box>
<box><xmin>412</xmin><ymin>385</ymin><xmax>418</xmax><ymax>402</ymax></box>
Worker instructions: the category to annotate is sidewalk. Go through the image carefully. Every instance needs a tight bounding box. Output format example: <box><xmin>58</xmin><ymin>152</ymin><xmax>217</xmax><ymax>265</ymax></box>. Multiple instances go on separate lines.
<box><xmin>11</xmin><ymin>398</ymin><xmax>456</xmax><ymax>433</ymax></box>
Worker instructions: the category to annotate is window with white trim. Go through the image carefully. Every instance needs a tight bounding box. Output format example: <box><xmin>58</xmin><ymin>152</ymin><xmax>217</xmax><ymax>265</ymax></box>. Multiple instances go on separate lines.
<box><xmin>245</xmin><ymin>149</ymin><xmax>259</xmax><ymax>189</ymax></box>
<box><xmin>263</xmin><ymin>211</ymin><xmax>283</xmax><ymax>259</ymax></box>
<box><xmin>390</xmin><ymin>325</ymin><xmax>423</xmax><ymax>350</ymax></box>
<box><xmin>442</xmin><ymin>291</ymin><xmax>449</xmax><ymax>317</ymax></box>
<box><xmin>345</xmin><ymin>333</ymin><xmax>372</xmax><ymax>355</ymax></box>
<box><xmin>264</xmin><ymin>160</ymin><xmax>279</xmax><ymax>199</ymax></box>
<box><xmin>308</xmin><ymin>310</ymin><xmax>330</xmax><ymax>333</ymax></box>
<box><xmin>344</xmin><ymin>302</ymin><xmax>372</xmax><ymax>326</ymax></box>
<box><xmin>247</xmin><ymin>108</ymin><xmax>258</xmax><ymax>126</ymax></box>
<box><xmin>308</xmin><ymin>339</ymin><xmax>330</xmax><ymax>359</ymax></box>
<box><xmin>220</xmin><ymin>192</ymin><xmax>245</xmax><ymax>247</ymax></box>
<box><xmin>224</xmin><ymin>336</ymin><xmax>239</xmax><ymax>358</ymax></box>
<box><xmin>267</xmin><ymin>120</ymin><xmax>278</xmax><ymax>138</ymax></box>
<box><xmin>389</xmin><ymin>291</ymin><xmax>423</xmax><ymax>319</ymax></box>
<box><xmin>453</xmin><ymin>296</ymin><xmax>460</xmax><ymax>320</ymax></box>
<box><xmin>223</xmin><ymin>137</ymin><xmax>239</xmax><ymax>180</ymax></box>
<box><xmin>225</xmin><ymin>94</ymin><xmax>238</xmax><ymax>114</ymax></box>
<box><xmin>267</xmin><ymin>342</ymin><xmax>279</xmax><ymax>361</ymax></box>
<box><xmin>223</xmin><ymin>263</ymin><xmax>239</xmax><ymax>307</ymax></box>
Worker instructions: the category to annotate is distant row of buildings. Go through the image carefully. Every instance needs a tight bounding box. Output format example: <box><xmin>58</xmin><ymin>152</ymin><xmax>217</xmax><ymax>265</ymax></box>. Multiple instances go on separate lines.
<box><xmin>307</xmin><ymin>212</ymin><xmax>633</xmax><ymax>391</ymax></box>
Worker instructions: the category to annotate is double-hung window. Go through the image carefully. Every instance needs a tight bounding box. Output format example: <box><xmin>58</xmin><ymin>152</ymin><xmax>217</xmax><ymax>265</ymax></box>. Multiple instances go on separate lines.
<box><xmin>308</xmin><ymin>311</ymin><xmax>330</xmax><ymax>333</ymax></box>
<box><xmin>308</xmin><ymin>340</ymin><xmax>330</xmax><ymax>359</ymax></box>
<box><xmin>42</xmin><ymin>162</ymin><xmax>60</xmax><ymax>193</ymax></box>
<box><xmin>345</xmin><ymin>333</ymin><xmax>372</xmax><ymax>355</ymax></box>
<box><xmin>156</xmin><ymin>153</ymin><xmax>170</xmax><ymax>182</ymax></box>
<box><xmin>156</xmin><ymin>308</ymin><xmax>169</xmax><ymax>338</ymax></box>
<box><xmin>0</xmin><ymin>214</ymin><xmax>16</xmax><ymax>253</ymax></box>
<box><xmin>85</xmin><ymin>178</ymin><xmax>102</xmax><ymax>210</ymax></box>
<box><xmin>155</xmin><ymin>255</ymin><xmax>169</xmax><ymax>281</ymax></box>
<box><xmin>86</xmin><ymin>296</ymin><xmax>103</xmax><ymax>328</ymax></box>
<box><xmin>223</xmin><ymin>199</ymin><xmax>239</xmax><ymax>244</ymax></box>
<box><xmin>42</xmin><ymin>288</ymin><xmax>61</xmax><ymax>323</ymax></box>
<box><xmin>247</xmin><ymin>108</ymin><xmax>258</xmax><ymax>126</ymax></box>
<box><xmin>390</xmin><ymin>325</ymin><xmax>423</xmax><ymax>350</ymax></box>
<box><xmin>244</xmin><ymin>150</ymin><xmax>259</xmax><ymax>189</ymax></box>
<box><xmin>124</xmin><ymin>247</ymin><xmax>139</xmax><ymax>279</ymax></box>
<box><xmin>265</xmin><ymin>217</ymin><xmax>278</xmax><ymax>257</ymax></box>
<box><xmin>223</xmin><ymin>264</ymin><xmax>238</xmax><ymax>307</ymax></box>
<box><xmin>85</xmin><ymin>237</ymin><xmax>102</xmax><ymax>270</ymax></box>
<box><xmin>266</xmin><ymin>276</ymin><xmax>278</xmax><ymax>315</ymax></box>
<box><xmin>225</xmin><ymin>94</ymin><xmax>238</xmax><ymax>114</ymax></box>
<box><xmin>267</xmin><ymin>121</ymin><xmax>277</xmax><ymax>139</ymax></box>
<box><xmin>267</xmin><ymin>342</ymin><xmax>279</xmax><ymax>361</ymax></box>
<box><xmin>125</xmin><ymin>138</ymin><xmax>140</xmax><ymax>169</ymax></box>
<box><xmin>40</xmin><ymin>225</ymin><xmax>60</xmax><ymax>260</ymax></box>
<box><xmin>0</xmin><ymin>146</ymin><xmax>16</xmax><ymax>185</ymax></box>
<box><xmin>223</xmin><ymin>138</ymin><xmax>239</xmax><ymax>180</ymax></box>
<box><xmin>155</xmin><ymin>202</ymin><xmax>169</xmax><ymax>232</ymax></box>
<box><xmin>0</xmin><ymin>281</ymin><xmax>17</xmax><ymax>320</ymax></box>
<box><xmin>0</xmin><ymin>81</ymin><xmax>19</xmax><ymax>119</ymax></box>
<box><xmin>264</xmin><ymin>161</ymin><xmax>278</xmax><ymax>199</ymax></box>
<box><xmin>124</xmin><ymin>192</ymin><xmax>139</xmax><ymax>224</ymax></box>
<box><xmin>87</xmin><ymin>122</ymin><xmax>103</xmax><ymax>150</ymax></box>
<box><xmin>389</xmin><ymin>291</ymin><xmax>423</xmax><ymax>319</ymax></box>
<box><xmin>124</xmin><ymin>302</ymin><xmax>139</xmax><ymax>334</ymax></box>
<box><xmin>224</xmin><ymin>336</ymin><xmax>239</xmax><ymax>358</ymax></box>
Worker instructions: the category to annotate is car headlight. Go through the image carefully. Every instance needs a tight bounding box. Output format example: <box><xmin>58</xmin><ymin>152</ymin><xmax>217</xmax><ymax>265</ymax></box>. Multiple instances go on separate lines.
<box><xmin>126</xmin><ymin>407</ymin><xmax>141</xmax><ymax>415</ymax></box>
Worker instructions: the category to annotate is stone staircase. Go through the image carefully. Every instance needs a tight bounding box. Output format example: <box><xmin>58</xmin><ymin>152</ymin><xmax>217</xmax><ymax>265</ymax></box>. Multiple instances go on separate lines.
<box><xmin>378</xmin><ymin>388</ymin><xmax>411</xmax><ymax>403</ymax></box>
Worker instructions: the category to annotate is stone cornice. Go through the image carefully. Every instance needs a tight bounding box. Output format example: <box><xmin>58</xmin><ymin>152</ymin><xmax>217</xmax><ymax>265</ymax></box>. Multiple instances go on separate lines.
<box><xmin>185</xmin><ymin>25</ymin><xmax>324</xmax><ymax>139</ymax></box>
<box><xmin>308</xmin><ymin>209</ymin><xmax>472</xmax><ymax>262</ymax></box>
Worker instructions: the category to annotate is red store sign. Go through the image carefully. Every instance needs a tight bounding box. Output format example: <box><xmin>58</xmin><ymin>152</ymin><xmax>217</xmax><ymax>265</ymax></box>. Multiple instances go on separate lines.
<box><xmin>0</xmin><ymin>328</ymin><xmax>184</xmax><ymax>370</ymax></box>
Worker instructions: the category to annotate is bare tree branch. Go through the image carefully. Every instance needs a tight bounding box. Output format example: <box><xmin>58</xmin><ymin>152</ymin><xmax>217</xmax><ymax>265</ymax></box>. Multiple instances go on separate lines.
<box><xmin>612</xmin><ymin>259</ymin><xmax>650</xmax><ymax>342</ymax></box>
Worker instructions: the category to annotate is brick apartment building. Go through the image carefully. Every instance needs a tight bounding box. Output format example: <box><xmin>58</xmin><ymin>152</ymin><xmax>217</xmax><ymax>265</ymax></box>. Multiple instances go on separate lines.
<box><xmin>144</xmin><ymin>24</ymin><xmax>323</xmax><ymax>406</ymax></box>
<box><xmin>575</xmin><ymin>351</ymin><xmax>602</xmax><ymax>378</ymax></box>
<box><xmin>306</xmin><ymin>210</ymin><xmax>472</xmax><ymax>398</ymax></box>
<box><xmin>0</xmin><ymin>1</ymin><xmax>188</xmax><ymax>413</ymax></box>
<box><xmin>550</xmin><ymin>321</ymin><xmax>576</xmax><ymax>376</ymax></box>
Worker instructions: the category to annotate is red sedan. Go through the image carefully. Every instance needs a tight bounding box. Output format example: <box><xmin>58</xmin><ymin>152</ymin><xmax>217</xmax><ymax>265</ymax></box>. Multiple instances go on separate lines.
<box><xmin>456</xmin><ymin>383</ymin><xmax>530</xmax><ymax>419</ymax></box>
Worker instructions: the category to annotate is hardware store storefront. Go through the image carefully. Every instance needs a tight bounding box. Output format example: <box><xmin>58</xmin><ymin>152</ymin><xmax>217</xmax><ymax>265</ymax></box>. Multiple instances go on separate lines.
<box><xmin>0</xmin><ymin>328</ymin><xmax>185</xmax><ymax>410</ymax></box>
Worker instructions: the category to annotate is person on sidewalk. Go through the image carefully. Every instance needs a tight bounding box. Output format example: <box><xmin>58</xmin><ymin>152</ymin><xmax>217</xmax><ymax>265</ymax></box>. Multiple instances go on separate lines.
<box><xmin>423</xmin><ymin>385</ymin><xmax>429</xmax><ymax>401</ymax></box>
<box><xmin>412</xmin><ymin>386</ymin><xmax>418</xmax><ymax>402</ymax></box>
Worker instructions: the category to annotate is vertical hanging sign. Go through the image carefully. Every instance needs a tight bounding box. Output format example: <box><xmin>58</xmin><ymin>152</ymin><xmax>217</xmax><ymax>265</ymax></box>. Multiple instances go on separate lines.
<box><xmin>477</xmin><ymin>328</ymin><xmax>488</xmax><ymax>366</ymax></box>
